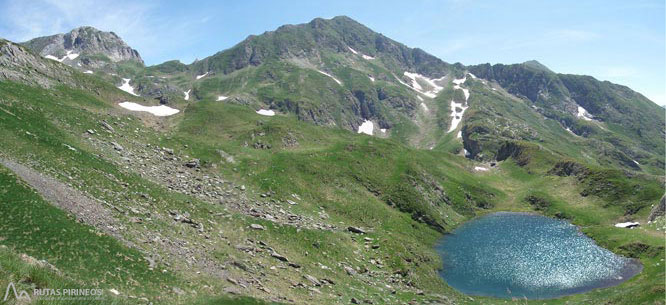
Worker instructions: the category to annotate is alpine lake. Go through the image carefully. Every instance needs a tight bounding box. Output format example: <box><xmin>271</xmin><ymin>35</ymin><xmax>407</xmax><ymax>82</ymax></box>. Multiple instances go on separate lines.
<box><xmin>437</xmin><ymin>212</ymin><xmax>642</xmax><ymax>299</ymax></box>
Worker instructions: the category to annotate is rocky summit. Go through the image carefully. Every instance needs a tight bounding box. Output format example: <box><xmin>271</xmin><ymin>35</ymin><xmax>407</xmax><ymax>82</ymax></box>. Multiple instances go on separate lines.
<box><xmin>0</xmin><ymin>14</ymin><xmax>663</xmax><ymax>305</ymax></box>
<box><xmin>22</xmin><ymin>26</ymin><xmax>143</xmax><ymax>69</ymax></box>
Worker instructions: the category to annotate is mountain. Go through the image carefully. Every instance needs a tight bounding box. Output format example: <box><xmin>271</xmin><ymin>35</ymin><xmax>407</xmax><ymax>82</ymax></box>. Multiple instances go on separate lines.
<box><xmin>0</xmin><ymin>16</ymin><xmax>663</xmax><ymax>305</ymax></box>
<box><xmin>126</xmin><ymin>16</ymin><xmax>663</xmax><ymax>174</ymax></box>
<box><xmin>22</xmin><ymin>26</ymin><xmax>143</xmax><ymax>70</ymax></box>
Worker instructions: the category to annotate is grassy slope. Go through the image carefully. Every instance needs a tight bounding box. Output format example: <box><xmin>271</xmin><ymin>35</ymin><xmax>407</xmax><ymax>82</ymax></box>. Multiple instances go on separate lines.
<box><xmin>0</xmin><ymin>79</ymin><xmax>473</xmax><ymax>304</ymax></box>
<box><xmin>0</xmin><ymin>77</ymin><xmax>663</xmax><ymax>305</ymax></box>
<box><xmin>0</xmin><ymin>166</ymin><xmax>167</xmax><ymax>305</ymax></box>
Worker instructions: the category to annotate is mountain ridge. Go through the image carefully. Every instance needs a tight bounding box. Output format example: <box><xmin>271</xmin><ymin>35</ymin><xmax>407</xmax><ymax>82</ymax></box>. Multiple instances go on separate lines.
<box><xmin>7</xmin><ymin>16</ymin><xmax>665</xmax><ymax>174</ymax></box>
<box><xmin>0</xmin><ymin>15</ymin><xmax>663</xmax><ymax>305</ymax></box>
<box><xmin>21</xmin><ymin>26</ymin><xmax>143</xmax><ymax>70</ymax></box>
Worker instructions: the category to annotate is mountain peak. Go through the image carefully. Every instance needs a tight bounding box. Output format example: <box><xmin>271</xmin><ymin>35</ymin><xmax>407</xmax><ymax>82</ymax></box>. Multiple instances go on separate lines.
<box><xmin>522</xmin><ymin>60</ymin><xmax>552</xmax><ymax>72</ymax></box>
<box><xmin>21</xmin><ymin>27</ymin><xmax>143</xmax><ymax>65</ymax></box>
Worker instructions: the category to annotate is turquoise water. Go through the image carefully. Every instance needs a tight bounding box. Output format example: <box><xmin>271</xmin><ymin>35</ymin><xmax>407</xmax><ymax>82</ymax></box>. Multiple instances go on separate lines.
<box><xmin>437</xmin><ymin>212</ymin><xmax>642</xmax><ymax>299</ymax></box>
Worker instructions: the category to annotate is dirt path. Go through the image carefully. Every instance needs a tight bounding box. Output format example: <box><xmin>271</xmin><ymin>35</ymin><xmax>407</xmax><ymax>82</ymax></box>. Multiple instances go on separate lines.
<box><xmin>0</xmin><ymin>157</ymin><xmax>126</xmax><ymax>242</ymax></box>
<box><xmin>0</xmin><ymin>157</ymin><xmax>237</xmax><ymax>291</ymax></box>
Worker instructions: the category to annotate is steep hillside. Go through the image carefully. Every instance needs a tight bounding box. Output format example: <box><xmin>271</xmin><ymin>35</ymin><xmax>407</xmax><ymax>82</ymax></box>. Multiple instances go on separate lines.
<box><xmin>0</xmin><ymin>16</ymin><xmax>663</xmax><ymax>305</ymax></box>
<box><xmin>468</xmin><ymin>61</ymin><xmax>665</xmax><ymax>173</ymax></box>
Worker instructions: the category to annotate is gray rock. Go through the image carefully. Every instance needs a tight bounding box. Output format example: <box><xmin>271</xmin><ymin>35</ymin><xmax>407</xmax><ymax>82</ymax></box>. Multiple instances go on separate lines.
<box><xmin>288</xmin><ymin>262</ymin><xmax>301</xmax><ymax>268</ymax></box>
<box><xmin>158</xmin><ymin>95</ymin><xmax>169</xmax><ymax>105</ymax></box>
<box><xmin>344</xmin><ymin>266</ymin><xmax>356</xmax><ymax>275</ymax></box>
<box><xmin>304</xmin><ymin>274</ymin><xmax>321</xmax><ymax>286</ymax></box>
<box><xmin>171</xmin><ymin>287</ymin><xmax>185</xmax><ymax>296</ymax></box>
<box><xmin>101</xmin><ymin>121</ymin><xmax>115</xmax><ymax>133</ymax></box>
<box><xmin>184</xmin><ymin>159</ymin><xmax>200</xmax><ymax>168</ymax></box>
<box><xmin>270</xmin><ymin>251</ymin><xmax>289</xmax><ymax>262</ymax></box>
<box><xmin>250</xmin><ymin>224</ymin><xmax>265</xmax><ymax>230</ymax></box>
<box><xmin>111</xmin><ymin>142</ymin><xmax>123</xmax><ymax>151</ymax></box>
<box><xmin>648</xmin><ymin>195</ymin><xmax>666</xmax><ymax>221</ymax></box>
<box><xmin>144</xmin><ymin>256</ymin><xmax>156</xmax><ymax>269</ymax></box>
<box><xmin>227</xmin><ymin>278</ymin><xmax>239</xmax><ymax>285</ymax></box>
<box><xmin>347</xmin><ymin>226</ymin><xmax>366</xmax><ymax>234</ymax></box>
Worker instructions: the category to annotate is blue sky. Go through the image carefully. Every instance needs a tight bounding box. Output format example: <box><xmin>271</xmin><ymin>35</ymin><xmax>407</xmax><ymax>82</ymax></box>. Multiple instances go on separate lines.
<box><xmin>1</xmin><ymin>0</ymin><xmax>664</xmax><ymax>105</ymax></box>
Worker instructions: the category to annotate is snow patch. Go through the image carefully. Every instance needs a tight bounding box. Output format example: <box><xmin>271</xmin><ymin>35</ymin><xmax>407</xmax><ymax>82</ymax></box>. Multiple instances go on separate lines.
<box><xmin>448</xmin><ymin>101</ymin><xmax>468</xmax><ymax>132</ymax></box>
<box><xmin>448</xmin><ymin>75</ymin><xmax>471</xmax><ymax>133</ymax></box>
<box><xmin>317</xmin><ymin>70</ymin><xmax>342</xmax><ymax>85</ymax></box>
<box><xmin>474</xmin><ymin>166</ymin><xmax>489</xmax><ymax>172</ymax></box>
<box><xmin>457</xmin><ymin>131</ymin><xmax>462</xmax><ymax>139</ymax></box>
<box><xmin>369</xmin><ymin>76</ymin><xmax>375</xmax><ymax>82</ymax></box>
<box><xmin>577</xmin><ymin>106</ymin><xmax>593</xmax><ymax>121</ymax></box>
<box><xmin>216</xmin><ymin>95</ymin><xmax>228</xmax><ymax>101</ymax></box>
<box><xmin>420</xmin><ymin>102</ymin><xmax>429</xmax><ymax>112</ymax></box>
<box><xmin>118</xmin><ymin>78</ymin><xmax>139</xmax><ymax>96</ymax></box>
<box><xmin>119</xmin><ymin>102</ymin><xmax>179</xmax><ymax>116</ymax></box>
<box><xmin>404</xmin><ymin>73</ymin><xmax>423</xmax><ymax>91</ymax></box>
<box><xmin>196</xmin><ymin>72</ymin><xmax>209</xmax><ymax>80</ymax></box>
<box><xmin>44</xmin><ymin>55</ymin><xmax>60</xmax><ymax>61</ymax></box>
<box><xmin>83</xmin><ymin>70</ymin><xmax>93</xmax><ymax>74</ymax></box>
<box><xmin>357</xmin><ymin>120</ymin><xmax>373</xmax><ymax>135</ymax></box>
<box><xmin>614</xmin><ymin>222</ymin><xmax>640</xmax><ymax>228</ymax></box>
<box><xmin>402</xmin><ymin>72</ymin><xmax>444</xmax><ymax>98</ymax></box>
<box><xmin>44</xmin><ymin>50</ymin><xmax>79</xmax><ymax>62</ymax></box>
<box><xmin>417</xmin><ymin>95</ymin><xmax>424</xmax><ymax>101</ymax></box>
<box><xmin>348</xmin><ymin>46</ymin><xmax>375</xmax><ymax>60</ymax></box>
<box><xmin>565</xmin><ymin>127</ymin><xmax>578</xmax><ymax>136</ymax></box>
<box><xmin>632</xmin><ymin>159</ymin><xmax>640</xmax><ymax>166</ymax></box>
<box><xmin>380</xmin><ymin>128</ymin><xmax>387</xmax><ymax>133</ymax></box>
<box><xmin>183</xmin><ymin>90</ymin><xmax>191</xmax><ymax>101</ymax></box>
<box><xmin>65</xmin><ymin>50</ymin><xmax>79</xmax><ymax>60</ymax></box>
<box><xmin>453</xmin><ymin>76</ymin><xmax>470</xmax><ymax>100</ymax></box>
<box><xmin>256</xmin><ymin>109</ymin><xmax>275</xmax><ymax>116</ymax></box>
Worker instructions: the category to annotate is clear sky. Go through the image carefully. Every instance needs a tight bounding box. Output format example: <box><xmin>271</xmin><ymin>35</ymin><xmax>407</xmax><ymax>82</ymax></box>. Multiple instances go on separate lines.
<box><xmin>1</xmin><ymin>0</ymin><xmax>664</xmax><ymax>105</ymax></box>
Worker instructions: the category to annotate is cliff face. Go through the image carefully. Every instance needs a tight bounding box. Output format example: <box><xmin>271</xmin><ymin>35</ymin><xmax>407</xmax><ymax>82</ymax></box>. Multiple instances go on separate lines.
<box><xmin>649</xmin><ymin>195</ymin><xmax>665</xmax><ymax>221</ymax></box>
<box><xmin>22</xmin><ymin>26</ymin><xmax>143</xmax><ymax>67</ymax></box>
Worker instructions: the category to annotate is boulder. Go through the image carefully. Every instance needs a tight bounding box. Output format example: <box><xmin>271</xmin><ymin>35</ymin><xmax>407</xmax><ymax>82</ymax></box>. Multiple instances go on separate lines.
<box><xmin>101</xmin><ymin>121</ymin><xmax>115</xmax><ymax>133</ymax></box>
<box><xmin>303</xmin><ymin>274</ymin><xmax>321</xmax><ymax>286</ymax></box>
<box><xmin>158</xmin><ymin>95</ymin><xmax>169</xmax><ymax>105</ymax></box>
<box><xmin>250</xmin><ymin>223</ymin><xmax>265</xmax><ymax>230</ymax></box>
<box><xmin>270</xmin><ymin>251</ymin><xmax>289</xmax><ymax>262</ymax></box>
<box><xmin>111</xmin><ymin>142</ymin><xmax>123</xmax><ymax>151</ymax></box>
<box><xmin>648</xmin><ymin>195</ymin><xmax>665</xmax><ymax>221</ymax></box>
<box><xmin>184</xmin><ymin>159</ymin><xmax>200</xmax><ymax>168</ymax></box>
<box><xmin>347</xmin><ymin>226</ymin><xmax>366</xmax><ymax>234</ymax></box>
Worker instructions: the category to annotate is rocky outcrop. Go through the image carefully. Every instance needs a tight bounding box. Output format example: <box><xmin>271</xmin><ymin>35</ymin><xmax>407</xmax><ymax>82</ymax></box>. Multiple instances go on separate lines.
<box><xmin>23</xmin><ymin>26</ymin><xmax>143</xmax><ymax>64</ymax></box>
<box><xmin>495</xmin><ymin>142</ymin><xmax>530</xmax><ymax>166</ymax></box>
<box><xmin>548</xmin><ymin>161</ymin><xmax>590</xmax><ymax>177</ymax></box>
<box><xmin>0</xmin><ymin>39</ymin><xmax>75</xmax><ymax>88</ymax></box>
<box><xmin>648</xmin><ymin>195</ymin><xmax>665</xmax><ymax>221</ymax></box>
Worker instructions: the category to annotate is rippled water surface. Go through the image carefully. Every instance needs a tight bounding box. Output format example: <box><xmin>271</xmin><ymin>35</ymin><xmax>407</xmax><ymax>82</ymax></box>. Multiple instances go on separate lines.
<box><xmin>437</xmin><ymin>212</ymin><xmax>642</xmax><ymax>299</ymax></box>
